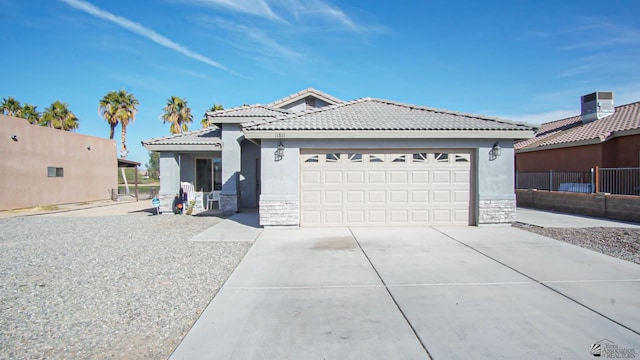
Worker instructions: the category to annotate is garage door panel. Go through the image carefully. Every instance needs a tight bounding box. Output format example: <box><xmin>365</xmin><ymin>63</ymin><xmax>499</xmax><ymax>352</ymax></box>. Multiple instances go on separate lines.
<box><xmin>432</xmin><ymin>190</ymin><xmax>451</xmax><ymax>203</ymax></box>
<box><xmin>412</xmin><ymin>171</ymin><xmax>429</xmax><ymax>183</ymax></box>
<box><xmin>303</xmin><ymin>190</ymin><xmax>321</xmax><ymax>204</ymax></box>
<box><xmin>432</xmin><ymin>171</ymin><xmax>451</xmax><ymax>183</ymax></box>
<box><xmin>368</xmin><ymin>190</ymin><xmax>386</xmax><ymax>203</ymax></box>
<box><xmin>301</xmin><ymin>150</ymin><xmax>471</xmax><ymax>226</ymax></box>
<box><xmin>302</xmin><ymin>170</ymin><xmax>321</xmax><ymax>184</ymax></box>
<box><xmin>389</xmin><ymin>171</ymin><xmax>408</xmax><ymax>184</ymax></box>
<box><xmin>346</xmin><ymin>191</ymin><xmax>365</xmax><ymax>204</ymax></box>
<box><xmin>324</xmin><ymin>190</ymin><xmax>342</xmax><ymax>203</ymax></box>
<box><xmin>389</xmin><ymin>190</ymin><xmax>408</xmax><ymax>203</ymax></box>
<box><xmin>346</xmin><ymin>171</ymin><xmax>365</xmax><ymax>184</ymax></box>
<box><xmin>324</xmin><ymin>171</ymin><xmax>342</xmax><ymax>183</ymax></box>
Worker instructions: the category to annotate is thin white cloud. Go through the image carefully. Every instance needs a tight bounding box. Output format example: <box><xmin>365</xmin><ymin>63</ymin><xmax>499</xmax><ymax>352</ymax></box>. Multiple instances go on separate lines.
<box><xmin>59</xmin><ymin>0</ymin><xmax>230</xmax><ymax>72</ymax></box>
<box><xmin>292</xmin><ymin>0</ymin><xmax>358</xmax><ymax>31</ymax></box>
<box><xmin>186</xmin><ymin>0</ymin><xmax>284</xmax><ymax>22</ymax></box>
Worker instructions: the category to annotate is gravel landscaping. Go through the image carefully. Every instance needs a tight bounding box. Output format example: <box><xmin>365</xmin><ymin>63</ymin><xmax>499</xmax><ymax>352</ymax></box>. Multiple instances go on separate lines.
<box><xmin>513</xmin><ymin>223</ymin><xmax>640</xmax><ymax>265</ymax></box>
<box><xmin>0</xmin><ymin>211</ymin><xmax>252</xmax><ymax>359</ymax></box>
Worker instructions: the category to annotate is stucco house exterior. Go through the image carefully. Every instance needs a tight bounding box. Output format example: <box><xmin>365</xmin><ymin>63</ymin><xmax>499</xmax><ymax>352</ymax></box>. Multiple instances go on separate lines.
<box><xmin>1</xmin><ymin>114</ymin><xmax>118</xmax><ymax>210</ymax></box>
<box><xmin>142</xmin><ymin>88</ymin><xmax>535</xmax><ymax>226</ymax></box>
<box><xmin>515</xmin><ymin>92</ymin><xmax>640</xmax><ymax>171</ymax></box>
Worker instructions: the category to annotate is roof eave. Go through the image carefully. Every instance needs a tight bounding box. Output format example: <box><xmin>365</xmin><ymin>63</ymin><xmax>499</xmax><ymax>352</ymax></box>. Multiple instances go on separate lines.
<box><xmin>243</xmin><ymin>129</ymin><xmax>536</xmax><ymax>140</ymax></box>
<box><xmin>515</xmin><ymin>138</ymin><xmax>602</xmax><ymax>153</ymax></box>
<box><xmin>142</xmin><ymin>144</ymin><xmax>223</xmax><ymax>152</ymax></box>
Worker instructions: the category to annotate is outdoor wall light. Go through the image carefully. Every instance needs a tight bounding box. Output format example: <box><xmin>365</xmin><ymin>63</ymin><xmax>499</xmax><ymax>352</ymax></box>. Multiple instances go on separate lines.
<box><xmin>11</xmin><ymin>135</ymin><xmax>18</xmax><ymax>142</ymax></box>
<box><xmin>276</xmin><ymin>141</ymin><xmax>285</xmax><ymax>159</ymax></box>
<box><xmin>492</xmin><ymin>142</ymin><xmax>501</xmax><ymax>157</ymax></box>
<box><xmin>489</xmin><ymin>142</ymin><xmax>501</xmax><ymax>161</ymax></box>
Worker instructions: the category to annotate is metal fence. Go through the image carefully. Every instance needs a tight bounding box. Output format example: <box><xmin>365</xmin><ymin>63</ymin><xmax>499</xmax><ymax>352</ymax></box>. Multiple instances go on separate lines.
<box><xmin>599</xmin><ymin>168</ymin><xmax>640</xmax><ymax>195</ymax></box>
<box><xmin>516</xmin><ymin>167</ymin><xmax>640</xmax><ymax>196</ymax></box>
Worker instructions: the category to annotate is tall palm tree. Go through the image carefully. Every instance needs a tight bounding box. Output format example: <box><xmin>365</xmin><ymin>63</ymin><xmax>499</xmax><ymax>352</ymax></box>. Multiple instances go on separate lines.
<box><xmin>201</xmin><ymin>104</ymin><xmax>224</xmax><ymax>128</ymax></box>
<box><xmin>20</xmin><ymin>103</ymin><xmax>40</xmax><ymax>124</ymax></box>
<box><xmin>115</xmin><ymin>90</ymin><xmax>139</xmax><ymax>158</ymax></box>
<box><xmin>41</xmin><ymin>101</ymin><xmax>79</xmax><ymax>131</ymax></box>
<box><xmin>162</xmin><ymin>96</ymin><xmax>193</xmax><ymax>134</ymax></box>
<box><xmin>1</xmin><ymin>96</ymin><xmax>22</xmax><ymax>116</ymax></box>
<box><xmin>98</xmin><ymin>90</ymin><xmax>139</xmax><ymax>158</ymax></box>
<box><xmin>98</xmin><ymin>91</ymin><xmax>121</xmax><ymax>140</ymax></box>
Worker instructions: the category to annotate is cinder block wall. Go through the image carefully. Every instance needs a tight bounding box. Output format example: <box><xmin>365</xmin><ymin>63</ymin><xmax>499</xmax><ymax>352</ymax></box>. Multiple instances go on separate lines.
<box><xmin>516</xmin><ymin>189</ymin><xmax>640</xmax><ymax>223</ymax></box>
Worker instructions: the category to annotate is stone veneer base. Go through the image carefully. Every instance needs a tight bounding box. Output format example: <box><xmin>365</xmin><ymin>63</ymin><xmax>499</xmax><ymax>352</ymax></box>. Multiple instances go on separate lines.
<box><xmin>478</xmin><ymin>199</ymin><xmax>516</xmax><ymax>224</ymax></box>
<box><xmin>220</xmin><ymin>194</ymin><xmax>239</xmax><ymax>214</ymax></box>
<box><xmin>259</xmin><ymin>200</ymin><xmax>300</xmax><ymax>226</ymax></box>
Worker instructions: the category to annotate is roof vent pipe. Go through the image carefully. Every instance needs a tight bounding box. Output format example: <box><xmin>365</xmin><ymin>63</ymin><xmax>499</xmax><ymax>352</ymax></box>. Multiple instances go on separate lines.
<box><xmin>581</xmin><ymin>91</ymin><xmax>614</xmax><ymax>124</ymax></box>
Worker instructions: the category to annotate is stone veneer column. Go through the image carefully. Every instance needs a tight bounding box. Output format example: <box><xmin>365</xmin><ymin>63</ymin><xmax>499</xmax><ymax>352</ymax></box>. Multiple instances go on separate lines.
<box><xmin>259</xmin><ymin>196</ymin><xmax>299</xmax><ymax>226</ymax></box>
<box><xmin>478</xmin><ymin>198</ymin><xmax>516</xmax><ymax>224</ymax></box>
<box><xmin>220</xmin><ymin>124</ymin><xmax>242</xmax><ymax>214</ymax></box>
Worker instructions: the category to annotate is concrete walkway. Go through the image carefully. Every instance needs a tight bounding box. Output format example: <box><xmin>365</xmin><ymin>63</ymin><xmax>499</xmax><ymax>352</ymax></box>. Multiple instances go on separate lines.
<box><xmin>190</xmin><ymin>210</ymin><xmax>262</xmax><ymax>242</ymax></box>
<box><xmin>171</xmin><ymin>225</ymin><xmax>640</xmax><ymax>359</ymax></box>
<box><xmin>516</xmin><ymin>207</ymin><xmax>640</xmax><ymax>228</ymax></box>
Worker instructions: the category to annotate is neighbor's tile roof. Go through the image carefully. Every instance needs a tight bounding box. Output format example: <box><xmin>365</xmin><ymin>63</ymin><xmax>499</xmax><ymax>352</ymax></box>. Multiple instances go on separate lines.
<box><xmin>243</xmin><ymin>98</ymin><xmax>533</xmax><ymax>131</ymax></box>
<box><xmin>269</xmin><ymin>88</ymin><xmax>343</xmax><ymax>107</ymax></box>
<box><xmin>207</xmin><ymin>104</ymin><xmax>291</xmax><ymax>118</ymax></box>
<box><xmin>515</xmin><ymin>101</ymin><xmax>640</xmax><ymax>151</ymax></box>
<box><xmin>141</xmin><ymin>127</ymin><xmax>222</xmax><ymax>146</ymax></box>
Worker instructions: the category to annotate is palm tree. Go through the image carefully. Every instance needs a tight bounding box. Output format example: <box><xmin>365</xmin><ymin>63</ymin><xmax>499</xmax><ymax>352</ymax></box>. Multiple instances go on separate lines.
<box><xmin>201</xmin><ymin>104</ymin><xmax>224</xmax><ymax>128</ymax></box>
<box><xmin>162</xmin><ymin>96</ymin><xmax>193</xmax><ymax>134</ymax></box>
<box><xmin>21</xmin><ymin>103</ymin><xmax>40</xmax><ymax>124</ymax></box>
<box><xmin>41</xmin><ymin>101</ymin><xmax>79</xmax><ymax>131</ymax></box>
<box><xmin>98</xmin><ymin>90</ymin><xmax>139</xmax><ymax>158</ymax></box>
<box><xmin>1</xmin><ymin>96</ymin><xmax>22</xmax><ymax>116</ymax></box>
<box><xmin>98</xmin><ymin>91</ymin><xmax>121</xmax><ymax>140</ymax></box>
<box><xmin>115</xmin><ymin>90</ymin><xmax>139</xmax><ymax>158</ymax></box>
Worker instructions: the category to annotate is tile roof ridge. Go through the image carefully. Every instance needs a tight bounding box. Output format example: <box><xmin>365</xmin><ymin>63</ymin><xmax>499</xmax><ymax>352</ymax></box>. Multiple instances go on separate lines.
<box><xmin>141</xmin><ymin>127</ymin><xmax>219</xmax><ymax>144</ymax></box>
<box><xmin>369</xmin><ymin>98</ymin><xmax>534</xmax><ymax>128</ymax></box>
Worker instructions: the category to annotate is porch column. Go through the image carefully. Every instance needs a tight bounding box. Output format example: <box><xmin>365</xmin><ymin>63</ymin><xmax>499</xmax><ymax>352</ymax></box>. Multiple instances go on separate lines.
<box><xmin>159</xmin><ymin>152</ymin><xmax>180</xmax><ymax>213</ymax></box>
<box><xmin>220</xmin><ymin>124</ymin><xmax>242</xmax><ymax>213</ymax></box>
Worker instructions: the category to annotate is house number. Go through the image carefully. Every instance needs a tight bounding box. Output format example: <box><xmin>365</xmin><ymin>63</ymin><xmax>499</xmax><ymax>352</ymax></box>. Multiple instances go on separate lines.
<box><xmin>275</xmin><ymin>133</ymin><xmax>286</xmax><ymax>138</ymax></box>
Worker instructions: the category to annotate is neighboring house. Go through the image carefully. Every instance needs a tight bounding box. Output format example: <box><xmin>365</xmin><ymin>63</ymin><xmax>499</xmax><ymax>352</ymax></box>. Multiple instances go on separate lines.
<box><xmin>515</xmin><ymin>92</ymin><xmax>640</xmax><ymax>171</ymax></box>
<box><xmin>142</xmin><ymin>88</ymin><xmax>535</xmax><ymax>226</ymax></box>
<box><xmin>1</xmin><ymin>115</ymin><xmax>118</xmax><ymax>211</ymax></box>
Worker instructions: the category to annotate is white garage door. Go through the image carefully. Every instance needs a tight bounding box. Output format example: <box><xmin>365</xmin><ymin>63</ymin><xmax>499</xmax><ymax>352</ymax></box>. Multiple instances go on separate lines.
<box><xmin>300</xmin><ymin>150</ymin><xmax>471</xmax><ymax>226</ymax></box>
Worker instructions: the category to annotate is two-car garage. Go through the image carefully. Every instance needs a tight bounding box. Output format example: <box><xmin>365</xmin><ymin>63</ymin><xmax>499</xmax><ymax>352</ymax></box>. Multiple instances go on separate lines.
<box><xmin>300</xmin><ymin>150</ymin><xmax>472</xmax><ymax>226</ymax></box>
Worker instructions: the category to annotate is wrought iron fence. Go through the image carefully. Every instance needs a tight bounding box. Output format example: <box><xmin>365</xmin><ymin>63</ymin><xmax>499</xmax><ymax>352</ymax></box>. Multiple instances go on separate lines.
<box><xmin>516</xmin><ymin>170</ymin><xmax>592</xmax><ymax>192</ymax></box>
<box><xmin>599</xmin><ymin>168</ymin><xmax>640</xmax><ymax>195</ymax></box>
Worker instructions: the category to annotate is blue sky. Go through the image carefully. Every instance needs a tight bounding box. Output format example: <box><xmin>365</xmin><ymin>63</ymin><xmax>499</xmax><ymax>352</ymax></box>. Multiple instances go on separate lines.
<box><xmin>2</xmin><ymin>0</ymin><xmax>639</xmax><ymax>165</ymax></box>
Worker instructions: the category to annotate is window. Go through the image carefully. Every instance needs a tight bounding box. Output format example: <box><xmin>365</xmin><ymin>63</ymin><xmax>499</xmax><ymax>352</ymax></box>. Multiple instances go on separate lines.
<box><xmin>369</xmin><ymin>154</ymin><xmax>384</xmax><ymax>163</ymax></box>
<box><xmin>48</xmin><ymin>167</ymin><xmax>63</xmax><ymax>177</ymax></box>
<box><xmin>304</xmin><ymin>155</ymin><xmax>319</xmax><ymax>163</ymax></box>
<box><xmin>347</xmin><ymin>153</ymin><xmax>362</xmax><ymax>162</ymax></box>
<box><xmin>455</xmin><ymin>154</ymin><xmax>470</xmax><ymax>162</ymax></box>
<box><xmin>325</xmin><ymin>153</ymin><xmax>340</xmax><ymax>162</ymax></box>
<box><xmin>435</xmin><ymin>153</ymin><xmax>449</xmax><ymax>162</ymax></box>
<box><xmin>412</xmin><ymin>153</ymin><xmax>428</xmax><ymax>162</ymax></box>
<box><xmin>195</xmin><ymin>158</ymin><xmax>221</xmax><ymax>192</ymax></box>
<box><xmin>392</xmin><ymin>154</ymin><xmax>406</xmax><ymax>163</ymax></box>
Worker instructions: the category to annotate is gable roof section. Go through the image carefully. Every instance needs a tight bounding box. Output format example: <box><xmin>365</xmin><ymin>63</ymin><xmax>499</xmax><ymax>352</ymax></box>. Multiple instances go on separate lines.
<box><xmin>269</xmin><ymin>88</ymin><xmax>343</xmax><ymax>108</ymax></box>
<box><xmin>243</xmin><ymin>98</ymin><xmax>535</xmax><ymax>139</ymax></box>
<box><xmin>206</xmin><ymin>105</ymin><xmax>291</xmax><ymax>125</ymax></box>
<box><xmin>515</xmin><ymin>101</ymin><xmax>640</xmax><ymax>152</ymax></box>
<box><xmin>141</xmin><ymin>127</ymin><xmax>222</xmax><ymax>151</ymax></box>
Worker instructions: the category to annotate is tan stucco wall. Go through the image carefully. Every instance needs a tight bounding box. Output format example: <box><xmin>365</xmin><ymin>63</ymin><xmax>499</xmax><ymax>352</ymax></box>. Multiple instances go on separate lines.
<box><xmin>0</xmin><ymin>115</ymin><xmax>117</xmax><ymax>210</ymax></box>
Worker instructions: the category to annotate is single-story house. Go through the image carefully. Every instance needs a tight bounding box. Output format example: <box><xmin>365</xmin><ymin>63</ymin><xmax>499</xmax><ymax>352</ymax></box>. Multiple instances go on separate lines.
<box><xmin>515</xmin><ymin>92</ymin><xmax>640</xmax><ymax>171</ymax></box>
<box><xmin>1</xmin><ymin>114</ymin><xmax>118</xmax><ymax>210</ymax></box>
<box><xmin>142</xmin><ymin>88</ymin><xmax>535</xmax><ymax>226</ymax></box>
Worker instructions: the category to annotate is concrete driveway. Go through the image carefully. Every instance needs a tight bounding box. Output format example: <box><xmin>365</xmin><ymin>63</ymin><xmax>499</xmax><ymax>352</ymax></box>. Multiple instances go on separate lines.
<box><xmin>172</xmin><ymin>226</ymin><xmax>640</xmax><ymax>359</ymax></box>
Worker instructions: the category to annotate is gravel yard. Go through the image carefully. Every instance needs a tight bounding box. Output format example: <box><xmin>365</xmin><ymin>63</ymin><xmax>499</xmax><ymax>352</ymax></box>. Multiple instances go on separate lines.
<box><xmin>513</xmin><ymin>223</ymin><xmax>640</xmax><ymax>265</ymax></box>
<box><xmin>0</xmin><ymin>211</ymin><xmax>252</xmax><ymax>359</ymax></box>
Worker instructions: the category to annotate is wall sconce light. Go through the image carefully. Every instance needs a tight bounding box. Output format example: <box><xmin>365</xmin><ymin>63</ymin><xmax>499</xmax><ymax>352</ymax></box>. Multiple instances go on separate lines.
<box><xmin>11</xmin><ymin>135</ymin><xmax>18</xmax><ymax>142</ymax></box>
<box><xmin>275</xmin><ymin>141</ymin><xmax>285</xmax><ymax>161</ymax></box>
<box><xmin>489</xmin><ymin>142</ymin><xmax>501</xmax><ymax>161</ymax></box>
<box><xmin>86</xmin><ymin>145</ymin><xmax>91</xmax><ymax>151</ymax></box>
<box><xmin>492</xmin><ymin>142</ymin><xmax>501</xmax><ymax>157</ymax></box>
